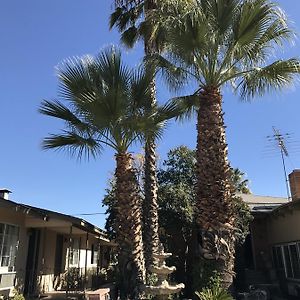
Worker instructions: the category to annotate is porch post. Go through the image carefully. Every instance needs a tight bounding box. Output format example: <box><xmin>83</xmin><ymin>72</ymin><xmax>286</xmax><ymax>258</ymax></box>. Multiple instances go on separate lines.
<box><xmin>84</xmin><ymin>232</ymin><xmax>89</xmax><ymax>290</ymax></box>
<box><xmin>97</xmin><ymin>238</ymin><xmax>101</xmax><ymax>276</ymax></box>
<box><xmin>66</xmin><ymin>225</ymin><xmax>73</xmax><ymax>299</ymax></box>
<box><xmin>40</xmin><ymin>227</ymin><xmax>47</xmax><ymax>294</ymax></box>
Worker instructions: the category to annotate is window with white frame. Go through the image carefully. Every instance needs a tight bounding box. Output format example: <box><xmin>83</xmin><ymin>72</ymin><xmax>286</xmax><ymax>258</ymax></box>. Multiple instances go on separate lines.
<box><xmin>273</xmin><ymin>242</ymin><xmax>300</xmax><ymax>280</ymax></box>
<box><xmin>0</xmin><ymin>223</ymin><xmax>19</xmax><ymax>272</ymax></box>
<box><xmin>91</xmin><ymin>243</ymin><xmax>99</xmax><ymax>265</ymax></box>
<box><xmin>69</xmin><ymin>238</ymin><xmax>80</xmax><ymax>266</ymax></box>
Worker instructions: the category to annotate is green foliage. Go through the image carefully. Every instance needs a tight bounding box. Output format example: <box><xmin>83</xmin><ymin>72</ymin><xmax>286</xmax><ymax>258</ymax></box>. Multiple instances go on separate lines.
<box><xmin>157</xmin><ymin>146</ymin><xmax>252</xmax><ymax>245</ymax></box>
<box><xmin>232</xmin><ymin>195</ymin><xmax>253</xmax><ymax>246</ymax></box>
<box><xmin>192</xmin><ymin>259</ymin><xmax>220</xmax><ymax>293</ymax></box>
<box><xmin>195</xmin><ymin>276</ymin><xmax>233</xmax><ymax>300</ymax></box>
<box><xmin>63</xmin><ymin>267</ymin><xmax>83</xmax><ymax>290</ymax></box>
<box><xmin>102</xmin><ymin>179</ymin><xmax>117</xmax><ymax>240</ymax></box>
<box><xmin>110</xmin><ymin>0</ymin><xmax>172</xmax><ymax>52</ymax></box>
<box><xmin>148</xmin><ymin>0</ymin><xmax>300</xmax><ymax>101</ymax></box>
<box><xmin>40</xmin><ymin>47</ymin><xmax>178</xmax><ymax>159</ymax></box>
<box><xmin>158</xmin><ymin>146</ymin><xmax>196</xmax><ymax>228</ymax></box>
<box><xmin>12</xmin><ymin>290</ymin><xmax>25</xmax><ymax>300</ymax></box>
<box><xmin>229</xmin><ymin>168</ymin><xmax>250</xmax><ymax>194</ymax></box>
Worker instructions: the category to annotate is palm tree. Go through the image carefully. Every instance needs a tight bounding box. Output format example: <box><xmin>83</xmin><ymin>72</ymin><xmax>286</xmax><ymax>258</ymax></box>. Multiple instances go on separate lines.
<box><xmin>149</xmin><ymin>0</ymin><xmax>300</xmax><ymax>287</ymax></box>
<box><xmin>110</xmin><ymin>0</ymin><xmax>198</xmax><ymax>277</ymax></box>
<box><xmin>39</xmin><ymin>48</ymin><xmax>176</xmax><ymax>299</ymax></box>
<box><xmin>110</xmin><ymin>0</ymin><xmax>162</xmax><ymax>276</ymax></box>
<box><xmin>230</xmin><ymin>168</ymin><xmax>251</xmax><ymax>194</ymax></box>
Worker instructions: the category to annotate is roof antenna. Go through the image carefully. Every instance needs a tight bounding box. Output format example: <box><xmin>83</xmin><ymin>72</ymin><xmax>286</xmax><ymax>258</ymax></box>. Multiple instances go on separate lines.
<box><xmin>266</xmin><ymin>127</ymin><xmax>291</xmax><ymax>201</ymax></box>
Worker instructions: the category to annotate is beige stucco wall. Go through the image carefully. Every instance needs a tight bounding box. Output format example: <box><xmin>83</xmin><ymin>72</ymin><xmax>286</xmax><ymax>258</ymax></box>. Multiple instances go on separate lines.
<box><xmin>38</xmin><ymin>231</ymin><xmax>105</xmax><ymax>293</ymax></box>
<box><xmin>0</xmin><ymin>205</ymin><xmax>111</xmax><ymax>294</ymax></box>
<box><xmin>267</xmin><ymin>209</ymin><xmax>300</xmax><ymax>245</ymax></box>
<box><xmin>250</xmin><ymin>209</ymin><xmax>300</xmax><ymax>272</ymax></box>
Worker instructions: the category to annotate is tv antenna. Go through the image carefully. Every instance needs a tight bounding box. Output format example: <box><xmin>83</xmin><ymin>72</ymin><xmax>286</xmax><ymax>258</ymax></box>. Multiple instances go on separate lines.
<box><xmin>266</xmin><ymin>127</ymin><xmax>291</xmax><ymax>200</ymax></box>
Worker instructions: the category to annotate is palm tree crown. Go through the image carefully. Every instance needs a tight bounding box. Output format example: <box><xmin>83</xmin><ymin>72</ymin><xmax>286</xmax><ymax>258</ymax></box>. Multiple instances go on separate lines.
<box><xmin>39</xmin><ymin>48</ymin><xmax>170</xmax><ymax>156</ymax></box>
<box><xmin>150</xmin><ymin>0</ymin><xmax>300</xmax><ymax>97</ymax></box>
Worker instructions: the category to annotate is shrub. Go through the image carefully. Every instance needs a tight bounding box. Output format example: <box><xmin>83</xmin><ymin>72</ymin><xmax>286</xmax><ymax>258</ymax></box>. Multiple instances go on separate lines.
<box><xmin>195</xmin><ymin>277</ymin><xmax>233</xmax><ymax>300</ymax></box>
<box><xmin>12</xmin><ymin>290</ymin><xmax>25</xmax><ymax>300</ymax></box>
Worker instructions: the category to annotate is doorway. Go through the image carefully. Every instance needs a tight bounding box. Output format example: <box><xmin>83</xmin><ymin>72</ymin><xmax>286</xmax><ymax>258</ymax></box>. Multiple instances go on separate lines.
<box><xmin>24</xmin><ymin>228</ymin><xmax>41</xmax><ymax>295</ymax></box>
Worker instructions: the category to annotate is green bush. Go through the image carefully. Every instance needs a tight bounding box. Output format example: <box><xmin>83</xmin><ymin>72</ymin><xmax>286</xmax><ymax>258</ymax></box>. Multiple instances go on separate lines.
<box><xmin>12</xmin><ymin>290</ymin><xmax>25</xmax><ymax>300</ymax></box>
<box><xmin>195</xmin><ymin>277</ymin><xmax>233</xmax><ymax>300</ymax></box>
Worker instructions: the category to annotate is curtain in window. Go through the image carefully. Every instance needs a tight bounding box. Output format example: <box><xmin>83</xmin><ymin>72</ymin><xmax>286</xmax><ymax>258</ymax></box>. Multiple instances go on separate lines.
<box><xmin>0</xmin><ymin>223</ymin><xmax>19</xmax><ymax>270</ymax></box>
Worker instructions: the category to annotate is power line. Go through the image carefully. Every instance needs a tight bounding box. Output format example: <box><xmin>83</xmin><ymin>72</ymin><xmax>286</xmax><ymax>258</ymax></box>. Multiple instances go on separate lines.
<box><xmin>72</xmin><ymin>212</ymin><xmax>106</xmax><ymax>216</ymax></box>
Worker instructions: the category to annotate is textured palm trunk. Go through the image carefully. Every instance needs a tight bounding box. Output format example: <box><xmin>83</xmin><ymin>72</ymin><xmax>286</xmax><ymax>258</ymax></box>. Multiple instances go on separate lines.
<box><xmin>143</xmin><ymin>0</ymin><xmax>160</xmax><ymax>278</ymax></box>
<box><xmin>196</xmin><ymin>87</ymin><xmax>235</xmax><ymax>288</ymax></box>
<box><xmin>143</xmin><ymin>136</ymin><xmax>159</xmax><ymax>273</ymax></box>
<box><xmin>115</xmin><ymin>152</ymin><xmax>146</xmax><ymax>299</ymax></box>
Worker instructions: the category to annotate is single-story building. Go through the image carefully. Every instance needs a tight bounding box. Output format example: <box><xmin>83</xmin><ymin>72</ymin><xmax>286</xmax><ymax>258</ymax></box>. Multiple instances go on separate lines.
<box><xmin>0</xmin><ymin>189</ymin><xmax>115</xmax><ymax>298</ymax></box>
<box><xmin>237</xmin><ymin>169</ymin><xmax>300</xmax><ymax>298</ymax></box>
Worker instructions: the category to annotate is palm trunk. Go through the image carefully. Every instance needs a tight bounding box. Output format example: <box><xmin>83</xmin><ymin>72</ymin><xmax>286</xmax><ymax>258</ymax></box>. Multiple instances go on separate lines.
<box><xmin>196</xmin><ymin>87</ymin><xmax>235</xmax><ymax>288</ymax></box>
<box><xmin>144</xmin><ymin>137</ymin><xmax>159</xmax><ymax>273</ymax></box>
<box><xmin>143</xmin><ymin>0</ymin><xmax>160</xmax><ymax>278</ymax></box>
<box><xmin>115</xmin><ymin>152</ymin><xmax>146</xmax><ymax>299</ymax></box>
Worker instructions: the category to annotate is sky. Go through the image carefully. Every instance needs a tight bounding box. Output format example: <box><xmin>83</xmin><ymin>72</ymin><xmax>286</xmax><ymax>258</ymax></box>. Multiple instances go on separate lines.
<box><xmin>1</xmin><ymin>0</ymin><xmax>300</xmax><ymax>229</ymax></box>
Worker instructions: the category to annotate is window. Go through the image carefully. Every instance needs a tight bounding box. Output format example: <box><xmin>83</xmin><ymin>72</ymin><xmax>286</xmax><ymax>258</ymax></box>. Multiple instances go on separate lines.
<box><xmin>290</xmin><ymin>244</ymin><xmax>300</xmax><ymax>279</ymax></box>
<box><xmin>273</xmin><ymin>243</ymin><xmax>300</xmax><ymax>280</ymax></box>
<box><xmin>272</xmin><ymin>246</ymin><xmax>284</xmax><ymax>270</ymax></box>
<box><xmin>91</xmin><ymin>244</ymin><xmax>99</xmax><ymax>265</ymax></box>
<box><xmin>69</xmin><ymin>238</ymin><xmax>80</xmax><ymax>266</ymax></box>
<box><xmin>283</xmin><ymin>245</ymin><xmax>293</xmax><ymax>278</ymax></box>
<box><xmin>0</xmin><ymin>223</ymin><xmax>19</xmax><ymax>271</ymax></box>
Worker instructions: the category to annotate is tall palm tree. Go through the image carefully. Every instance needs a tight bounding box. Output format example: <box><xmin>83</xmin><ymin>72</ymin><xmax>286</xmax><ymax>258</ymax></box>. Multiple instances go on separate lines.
<box><xmin>110</xmin><ymin>0</ymin><xmax>197</xmax><ymax>277</ymax></box>
<box><xmin>39</xmin><ymin>48</ymin><xmax>176</xmax><ymax>299</ymax></box>
<box><xmin>149</xmin><ymin>0</ymin><xmax>300</xmax><ymax>287</ymax></box>
<box><xmin>110</xmin><ymin>0</ymin><xmax>162</xmax><ymax>276</ymax></box>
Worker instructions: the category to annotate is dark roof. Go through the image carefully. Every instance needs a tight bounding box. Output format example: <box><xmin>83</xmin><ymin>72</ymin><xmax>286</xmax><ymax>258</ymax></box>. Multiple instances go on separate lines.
<box><xmin>0</xmin><ymin>196</ymin><xmax>108</xmax><ymax>238</ymax></box>
<box><xmin>0</xmin><ymin>188</ymin><xmax>11</xmax><ymax>192</ymax></box>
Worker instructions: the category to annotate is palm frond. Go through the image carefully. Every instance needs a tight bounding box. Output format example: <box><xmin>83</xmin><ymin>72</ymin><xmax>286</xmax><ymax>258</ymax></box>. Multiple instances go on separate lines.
<box><xmin>229</xmin><ymin>0</ymin><xmax>293</xmax><ymax>63</ymax></box>
<box><xmin>145</xmin><ymin>53</ymin><xmax>188</xmax><ymax>91</ymax></box>
<box><xmin>155</xmin><ymin>98</ymin><xmax>188</xmax><ymax>122</ymax></box>
<box><xmin>39</xmin><ymin>100</ymin><xmax>90</xmax><ymax>132</ymax></box>
<box><xmin>42</xmin><ymin>131</ymin><xmax>102</xmax><ymax>160</ymax></box>
<box><xmin>238</xmin><ymin>58</ymin><xmax>300</xmax><ymax>99</ymax></box>
<box><xmin>120</xmin><ymin>26</ymin><xmax>139</xmax><ymax>48</ymax></box>
<box><xmin>129</xmin><ymin>66</ymin><xmax>154</xmax><ymax>112</ymax></box>
<box><xmin>199</xmin><ymin>0</ymin><xmax>240</xmax><ymax>36</ymax></box>
<box><xmin>110</xmin><ymin>7</ymin><xmax>124</xmax><ymax>29</ymax></box>
<box><xmin>41</xmin><ymin>47</ymin><xmax>171</xmax><ymax>155</ymax></box>
<box><xmin>169</xmin><ymin>94</ymin><xmax>199</xmax><ymax>121</ymax></box>
<box><xmin>114</xmin><ymin>0</ymin><xmax>143</xmax><ymax>9</ymax></box>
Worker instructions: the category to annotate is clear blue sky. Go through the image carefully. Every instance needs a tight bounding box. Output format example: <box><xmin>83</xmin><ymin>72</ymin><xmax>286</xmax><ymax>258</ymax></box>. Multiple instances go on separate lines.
<box><xmin>1</xmin><ymin>0</ymin><xmax>300</xmax><ymax>229</ymax></box>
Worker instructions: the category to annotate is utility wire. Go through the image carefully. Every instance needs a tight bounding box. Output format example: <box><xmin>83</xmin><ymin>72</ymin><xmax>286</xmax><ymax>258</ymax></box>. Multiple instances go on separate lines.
<box><xmin>72</xmin><ymin>212</ymin><xmax>106</xmax><ymax>216</ymax></box>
